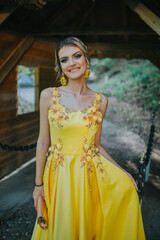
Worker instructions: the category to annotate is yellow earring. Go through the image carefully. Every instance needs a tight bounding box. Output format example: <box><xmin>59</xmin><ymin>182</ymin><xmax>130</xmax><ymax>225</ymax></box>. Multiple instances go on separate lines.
<box><xmin>85</xmin><ymin>66</ymin><xmax>90</xmax><ymax>78</ymax></box>
<box><xmin>60</xmin><ymin>73</ymin><xmax>67</xmax><ymax>86</ymax></box>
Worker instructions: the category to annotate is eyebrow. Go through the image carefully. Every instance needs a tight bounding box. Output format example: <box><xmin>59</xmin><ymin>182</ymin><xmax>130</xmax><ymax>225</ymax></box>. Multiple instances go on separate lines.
<box><xmin>60</xmin><ymin>51</ymin><xmax>82</xmax><ymax>60</ymax></box>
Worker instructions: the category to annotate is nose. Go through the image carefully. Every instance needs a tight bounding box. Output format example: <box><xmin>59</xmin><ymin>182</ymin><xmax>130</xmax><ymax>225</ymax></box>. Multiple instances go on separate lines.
<box><xmin>69</xmin><ymin>57</ymin><xmax>75</xmax><ymax>66</ymax></box>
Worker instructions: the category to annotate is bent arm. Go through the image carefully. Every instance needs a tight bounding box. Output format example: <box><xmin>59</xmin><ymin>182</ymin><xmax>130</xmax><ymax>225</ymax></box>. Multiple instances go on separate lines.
<box><xmin>35</xmin><ymin>89</ymin><xmax>51</xmax><ymax>185</ymax></box>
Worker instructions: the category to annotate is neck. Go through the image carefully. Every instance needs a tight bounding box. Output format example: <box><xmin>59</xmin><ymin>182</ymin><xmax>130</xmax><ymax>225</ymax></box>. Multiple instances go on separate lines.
<box><xmin>64</xmin><ymin>76</ymin><xmax>89</xmax><ymax>95</ymax></box>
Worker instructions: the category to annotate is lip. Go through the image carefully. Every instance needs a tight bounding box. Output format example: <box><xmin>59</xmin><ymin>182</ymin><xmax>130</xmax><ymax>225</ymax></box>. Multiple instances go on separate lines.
<box><xmin>68</xmin><ymin>67</ymin><xmax>80</xmax><ymax>72</ymax></box>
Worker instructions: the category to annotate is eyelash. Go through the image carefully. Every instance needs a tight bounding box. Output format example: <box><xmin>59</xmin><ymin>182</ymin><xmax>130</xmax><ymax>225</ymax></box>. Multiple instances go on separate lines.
<box><xmin>75</xmin><ymin>54</ymin><xmax>82</xmax><ymax>59</ymax></box>
<box><xmin>61</xmin><ymin>54</ymin><xmax>82</xmax><ymax>63</ymax></box>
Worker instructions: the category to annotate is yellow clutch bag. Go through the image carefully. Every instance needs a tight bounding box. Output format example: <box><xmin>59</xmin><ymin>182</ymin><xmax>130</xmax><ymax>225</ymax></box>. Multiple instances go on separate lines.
<box><xmin>37</xmin><ymin>197</ymin><xmax>48</xmax><ymax>230</ymax></box>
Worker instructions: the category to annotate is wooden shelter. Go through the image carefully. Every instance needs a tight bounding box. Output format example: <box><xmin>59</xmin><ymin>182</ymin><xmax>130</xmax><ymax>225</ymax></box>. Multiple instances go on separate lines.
<box><xmin>0</xmin><ymin>0</ymin><xmax>160</xmax><ymax>179</ymax></box>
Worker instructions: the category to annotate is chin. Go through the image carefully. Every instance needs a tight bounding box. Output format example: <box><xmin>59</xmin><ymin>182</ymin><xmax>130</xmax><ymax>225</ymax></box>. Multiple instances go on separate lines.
<box><xmin>68</xmin><ymin>73</ymin><xmax>85</xmax><ymax>80</ymax></box>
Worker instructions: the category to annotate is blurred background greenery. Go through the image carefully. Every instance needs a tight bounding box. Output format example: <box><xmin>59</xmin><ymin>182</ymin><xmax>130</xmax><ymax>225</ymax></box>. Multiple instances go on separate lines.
<box><xmin>88</xmin><ymin>58</ymin><xmax>160</xmax><ymax>113</ymax></box>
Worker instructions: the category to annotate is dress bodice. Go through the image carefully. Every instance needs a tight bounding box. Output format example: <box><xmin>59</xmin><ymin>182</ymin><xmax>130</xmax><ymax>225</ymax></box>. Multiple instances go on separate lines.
<box><xmin>48</xmin><ymin>87</ymin><xmax>103</xmax><ymax>161</ymax></box>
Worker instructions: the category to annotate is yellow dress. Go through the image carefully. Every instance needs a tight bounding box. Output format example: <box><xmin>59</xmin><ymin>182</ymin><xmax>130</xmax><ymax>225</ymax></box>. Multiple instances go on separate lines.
<box><xmin>31</xmin><ymin>87</ymin><xmax>145</xmax><ymax>240</ymax></box>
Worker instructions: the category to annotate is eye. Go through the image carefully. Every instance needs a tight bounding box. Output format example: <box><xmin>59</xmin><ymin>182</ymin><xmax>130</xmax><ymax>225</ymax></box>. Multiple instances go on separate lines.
<box><xmin>61</xmin><ymin>58</ymin><xmax>67</xmax><ymax>63</ymax></box>
<box><xmin>74</xmin><ymin>54</ymin><xmax>82</xmax><ymax>59</ymax></box>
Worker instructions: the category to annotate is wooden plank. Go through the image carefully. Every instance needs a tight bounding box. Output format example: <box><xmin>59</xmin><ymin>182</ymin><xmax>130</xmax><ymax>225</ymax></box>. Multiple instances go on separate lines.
<box><xmin>0</xmin><ymin>49</ymin><xmax>54</xmax><ymax>67</ymax></box>
<box><xmin>91</xmin><ymin>51</ymin><xmax>160</xmax><ymax>69</ymax></box>
<box><xmin>0</xmin><ymin>67</ymin><xmax>17</xmax><ymax>93</ymax></box>
<box><xmin>0</xmin><ymin>109</ymin><xmax>17</xmax><ymax>120</ymax></box>
<box><xmin>0</xmin><ymin>148</ymin><xmax>36</xmax><ymax>179</ymax></box>
<box><xmin>121</xmin><ymin>0</ymin><xmax>128</xmax><ymax>41</ymax></box>
<box><xmin>19</xmin><ymin>55</ymin><xmax>54</xmax><ymax>67</ymax></box>
<box><xmin>0</xmin><ymin>132</ymin><xmax>38</xmax><ymax>163</ymax></box>
<box><xmin>0</xmin><ymin>99</ymin><xmax>17</xmax><ymax>108</ymax></box>
<box><xmin>39</xmin><ymin>66</ymin><xmax>57</xmax><ymax>92</ymax></box>
<box><xmin>70</xmin><ymin>0</ymin><xmax>94</xmax><ymax>29</ymax></box>
<box><xmin>35</xmin><ymin>26</ymin><xmax>155</xmax><ymax>36</ymax></box>
<box><xmin>0</xmin><ymin>101</ymin><xmax>16</xmax><ymax>111</ymax></box>
<box><xmin>44</xmin><ymin>4</ymin><xmax>71</xmax><ymax>30</ymax></box>
<box><xmin>125</xmin><ymin>0</ymin><xmax>160</xmax><ymax>35</ymax></box>
<box><xmin>36</xmin><ymin>38</ymin><xmax>59</xmax><ymax>48</ymax></box>
<box><xmin>0</xmin><ymin>111</ymin><xmax>39</xmax><ymax>126</ymax></box>
<box><xmin>1</xmin><ymin>126</ymin><xmax>39</xmax><ymax>147</ymax></box>
<box><xmin>0</xmin><ymin>34</ymin><xmax>34</xmax><ymax>85</ymax></box>
<box><xmin>0</xmin><ymin>4</ymin><xmax>18</xmax><ymax>24</ymax></box>
<box><xmin>26</xmin><ymin>48</ymin><xmax>54</xmax><ymax>58</ymax></box>
<box><xmin>0</xmin><ymin>119</ymin><xmax>39</xmax><ymax>138</ymax></box>
<box><xmin>0</xmin><ymin>35</ymin><xmax>55</xmax><ymax>55</ymax></box>
<box><xmin>0</xmin><ymin>78</ymin><xmax>17</xmax><ymax>91</ymax></box>
<box><xmin>0</xmin><ymin>90</ymin><xmax>17</xmax><ymax>100</ymax></box>
<box><xmin>0</xmin><ymin>31</ymin><xmax>22</xmax><ymax>43</ymax></box>
<box><xmin>87</xmin><ymin>43</ymin><xmax>160</xmax><ymax>52</ymax></box>
<box><xmin>26</xmin><ymin>41</ymin><xmax>55</xmax><ymax>57</ymax></box>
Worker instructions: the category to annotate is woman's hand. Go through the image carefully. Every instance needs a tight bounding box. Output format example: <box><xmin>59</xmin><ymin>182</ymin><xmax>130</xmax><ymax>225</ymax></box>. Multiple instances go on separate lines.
<box><xmin>125</xmin><ymin>171</ymin><xmax>138</xmax><ymax>190</ymax></box>
<box><xmin>32</xmin><ymin>186</ymin><xmax>45</xmax><ymax>211</ymax></box>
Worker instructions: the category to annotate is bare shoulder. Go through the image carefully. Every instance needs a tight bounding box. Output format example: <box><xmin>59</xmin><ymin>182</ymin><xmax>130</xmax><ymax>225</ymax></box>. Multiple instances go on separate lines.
<box><xmin>40</xmin><ymin>87</ymin><xmax>52</xmax><ymax>98</ymax></box>
<box><xmin>99</xmin><ymin>93</ymin><xmax>108</xmax><ymax>117</ymax></box>
<box><xmin>101</xmin><ymin>93</ymin><xmax>108</xmax><ymax>105</ymax></box>
<box><xmin>39</xmin><ymin>87</ymin><xmax>53</xmax><ymax>110</ymax></box>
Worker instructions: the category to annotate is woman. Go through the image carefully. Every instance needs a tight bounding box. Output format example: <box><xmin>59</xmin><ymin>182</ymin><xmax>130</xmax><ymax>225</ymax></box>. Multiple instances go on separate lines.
<box><xmin>31</xmin><ymin>37</ymin><xmax>145</xmax><ymax>240</ymax></box>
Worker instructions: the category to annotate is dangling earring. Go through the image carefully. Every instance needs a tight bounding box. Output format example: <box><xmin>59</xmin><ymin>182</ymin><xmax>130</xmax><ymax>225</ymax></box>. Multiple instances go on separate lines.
<box><xmin>60</xmin><ymin>73</ymin><xmax>67</xmax><ymax>86</ymax></box>
<box><xmin>85</xmin><ymin>66</ymin><xmax>90</xmax><ymax>78</ymax></box>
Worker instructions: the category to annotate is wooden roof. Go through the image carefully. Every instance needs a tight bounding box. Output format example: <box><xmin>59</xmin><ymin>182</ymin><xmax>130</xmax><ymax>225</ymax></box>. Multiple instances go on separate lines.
<box><xmin>0</xmin><ymin>0</ymin><xmax>160</xmax><ymax>67</ymax></box>
<box><xmin>1</xmin><ymin>1</ymin><xmax>159</xmax><ymax>36</ymax></box>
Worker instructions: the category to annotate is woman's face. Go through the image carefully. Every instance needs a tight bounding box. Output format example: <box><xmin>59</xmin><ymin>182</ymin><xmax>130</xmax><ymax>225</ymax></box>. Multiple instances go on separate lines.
<box><xmin>58</xmin><ymin>45</ymin><xmax>88</xmax><ymax>80</ymax></box>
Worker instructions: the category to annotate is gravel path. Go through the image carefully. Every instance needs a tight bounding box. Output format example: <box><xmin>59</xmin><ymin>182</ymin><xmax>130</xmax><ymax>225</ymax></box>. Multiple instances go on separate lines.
<box><xmin>0</xmin><ymin>199</ymin><xmax>36</xmax><ymax>240</ymax></box>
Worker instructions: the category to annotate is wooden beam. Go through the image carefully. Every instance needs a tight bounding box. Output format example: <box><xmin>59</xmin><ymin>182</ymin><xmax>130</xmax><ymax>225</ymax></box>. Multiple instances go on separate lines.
<box><xmin>0</xmin><ymin>49</ymin><xmax>54</xmax><ymax>67</ymax></box>
<box><xmin>0</xmin><ymin>4</ymin><xmax>18</xmax><ymax>24</ymax></box>
<box><xmin>0</xmin><ymin>34</ymin><xmax>34</xmax><ymax>85</ymax></box>
<box><xmin>70</xmin><ymin>0</ymin><xmax>94</xmax><ymax>29</ymax></box>
<box><xmin>34</xmin><ymin>26</ymin><xmax>155</xmax><ymax>36</ymax></box>
<box><xmin>121</xmin><ymin>0</ymin><xmax>128</xmax><ymax>42</ymax></box>
<box><xmin>87</xmin><ymin>42</ymin><xmax>160</xmax><ymax>69</ymax></box>
<box><xmin>43</xmin><ymin>3</ymin><xmax>72</xmax><ymax>31</ymax></box>
<box><xmin>125</xmin><ymin>0</ymin><xmax>160</xmax><ymax>35</ymax></box>
<box><xmin>87</xmin><ymin>43</ymin><xmax>160</xmax><ymax>53</ymax></box>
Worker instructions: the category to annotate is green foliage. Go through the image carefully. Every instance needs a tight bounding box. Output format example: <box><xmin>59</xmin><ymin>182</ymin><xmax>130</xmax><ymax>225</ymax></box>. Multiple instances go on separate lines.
<box><xmin>90</xmin><ymin>58</ymin><xmax>117</xmax><ymax>75</ymax></box>
<box><xmin>89</xmin><ymin>58</ymin><xmax>160</xmax><ymax>112</ymax></box>
<box><xmin>18</xmin><ymin>65</ymin><xmax>35</xmax><ymax>79</ymax></box>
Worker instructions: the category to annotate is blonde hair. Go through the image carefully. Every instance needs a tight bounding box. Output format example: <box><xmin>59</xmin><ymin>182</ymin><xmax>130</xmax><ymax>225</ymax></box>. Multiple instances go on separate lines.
<box><xmin>55</xmin><ymin>37</ymin><xmax>90</xmax><ymax>81</ymax></box>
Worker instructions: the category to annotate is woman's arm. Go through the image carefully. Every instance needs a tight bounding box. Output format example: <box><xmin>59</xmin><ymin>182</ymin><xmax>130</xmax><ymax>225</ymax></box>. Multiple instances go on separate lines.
<box><xmin>33</xmin><ymin>88</ymin><xmax>51</xmax><ymax>210</ymax></box>
<box><xmin>95</xmin><ymin>94</ymin><xmax>138</xmax><ymax>189</ymax></box>
<box><xmin>35</xmin><ymin>89</ymin><xmax>51</xmax><ymax>185</ymax></box>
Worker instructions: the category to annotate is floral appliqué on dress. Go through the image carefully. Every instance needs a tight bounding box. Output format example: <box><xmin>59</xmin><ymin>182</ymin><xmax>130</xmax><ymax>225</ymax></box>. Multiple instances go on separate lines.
<box><xmin>48</xmin><ymin>88</ymin><xmax>71</xmax><ymax>128</ymax></box>
<box><xmin>80</xmin><ymin>137</ymin><xmax>105</xmax><ymax>197</ymax></box>
<box><xmin>81</xmin><ymin>92</ymin><xmax>103</xmax><ymax>128</ymax></box>
<box><xmin>47</xmin><ymin>137</ymin><xmax>64</xmax><ymax>171</ymax></box>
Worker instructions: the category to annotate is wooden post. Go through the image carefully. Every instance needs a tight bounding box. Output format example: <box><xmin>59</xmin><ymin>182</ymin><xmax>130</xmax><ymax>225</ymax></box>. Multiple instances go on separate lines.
<box><xmin>0</xmin><ymin>4</ymin><xmax>18</xmax><ymax>24</ymax></box>
<box><xmin>0</xmin><ymin>34</ymin><xmax>34</xmax><ymax>85</ymax></box>
<box><xmin>125</xmin><ymin>0</ymin><xmax>160</xmax><ymax>35</ymax></box>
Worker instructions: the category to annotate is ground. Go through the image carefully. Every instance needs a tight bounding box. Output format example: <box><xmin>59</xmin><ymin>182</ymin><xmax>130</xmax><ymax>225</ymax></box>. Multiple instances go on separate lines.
<box><xmin>0</xmin><ymin>200</ymin><xmax>36</xmax><ymax>240</ymax></box>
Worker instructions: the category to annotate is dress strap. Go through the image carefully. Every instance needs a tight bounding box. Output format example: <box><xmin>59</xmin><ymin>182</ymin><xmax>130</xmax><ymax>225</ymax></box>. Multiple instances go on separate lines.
<box><xmin>92</xmin><ymin>92</ymin><xmax>102</xmax><ymax>108</ymax></box>
<box><xmin>52</xmin><ymin>87</ymin><xmax>61</xmax><ymax>106</ymax></box>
